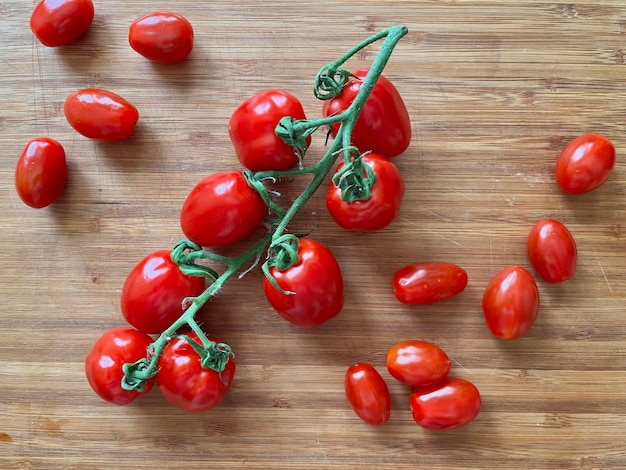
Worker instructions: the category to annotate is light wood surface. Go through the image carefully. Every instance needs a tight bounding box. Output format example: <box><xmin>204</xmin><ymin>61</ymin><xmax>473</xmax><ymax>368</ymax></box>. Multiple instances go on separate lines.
<box><xmin>2</xmin><ymin>1</ymin><xmax>626</xmax><ymax>468</ymax></box>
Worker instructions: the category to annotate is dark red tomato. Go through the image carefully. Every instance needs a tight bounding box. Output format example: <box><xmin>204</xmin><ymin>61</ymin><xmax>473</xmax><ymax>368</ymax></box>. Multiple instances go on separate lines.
<box><xmin>527</xmin><ymin>219</ymin><xmax>577</xmax><ymax>284</ymax></box>
<box><xmin>263</xmin><ymin>238</ymin><xmax>344</xmax><ymax>328</ymax></box>
<box><xmin>326</xmin><ymin>152</ymin><xmax>404</xmax><ymax>231</ymax></box>
<box><xmin>157</xmin><ymin>333</ymin><xmax>236</xmax><ymax>412</ymax></box>
<box><xmin>322</xmin><ymin>69</ymin><xmax>411</xmax><ymax>158</ymax></box>
<box><xmin>30</xmin><ymin>0</ymin><xmax>94</xmax><ymax>47</ymax></box>
<box><xmin>120</xmin><ymin>250</ymin><xmax>206</xmax><ymax>335</ymax></box>
<box><xmin>393</xmin><ymin>262</ymin><xmax>468</xmax><ymax>304</ymax></box>
<box><xmin>482</xmin><ymin>266</ymin><xmax>540</xmax><ymax>340</ymax></box>
<box><xmin>180</xmin><ymin>171</ymin><xmax>268</xmax><ymax>247</ymax></box>
<box><xmin>386</xmin><ymin>340</ymin><xmax>451</xmax><ymax>388</ymax></box>
<box><xmin>15</xmin><ymin>137</ymin><xmax>67</xmax><ymax>209</ymax></box>
<box><xmin>85</xmin><ymin>327</ymin><xmax>155</xmax><ymax>405</ymax></box>
<box><xmin>129</xmin><ymin>11</ymin><xmax>194</xmax><ymax>64</ymax></box>
<box><xmin>229</xmin><ymin>89</ymin><xmax>311</xmax><ymax>171</ymax></box>
<box><xmin>345</xmin><ymin>363</ymin><xmax>391</xmax><ymax>426</ymax></box>
<box><xmin>555</xmin><ymin>133</ymin><xmax>615</xmax><ymax>194</ymax></box>
<box><xmin>409</xmin><ymin>377</ymin><xmax>481</xmax><ymax>430</ymax></box>
<box><xmin>64</xmin><ymin>88</ymin><xmax>139</xmax><ymax>141</ymax></box>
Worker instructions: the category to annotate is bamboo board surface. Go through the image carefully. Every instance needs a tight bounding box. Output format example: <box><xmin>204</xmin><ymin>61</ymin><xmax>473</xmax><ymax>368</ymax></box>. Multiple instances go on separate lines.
<box><xmin>1</xmin><ymin>1</ymin><xmax>626</xmax><ymax>468</ymax></box>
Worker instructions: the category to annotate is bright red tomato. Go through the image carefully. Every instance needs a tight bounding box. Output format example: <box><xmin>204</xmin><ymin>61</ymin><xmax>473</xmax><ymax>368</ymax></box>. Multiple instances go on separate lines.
<box><xmin>555</xmin><ymin>133</ymin><xmax>615</xmax><ymax>194</ymax></box>
<box><xmin>180</xmin><ymin>171</ymin><xmax>268</xmax><ymax>247</ymax></box>
<box><xmin>15</xmin><ymin>137</ymin><xmax>67</xmax><ymax>209</ymax></box>
<box><xmin>157</xmin><ymin>333</ymin><xmax>236</xmax><ymax>412</ymax></box>
<box><xmin>527</xmin><ymin>219</ymin><xmax>577</xmax><ymax>283</ymax></box>
<box><xmin>85</xmin><ymin>327</ymin><xmax>155</xmax><ymax>405</ymax></box>
<box><xmin>393</xmin><ymin>262</ymin><xmax>468</xmax><ymax>304</ymax></box>
<box><xmin>482</xmin><ymin>266</ymin><xmax>540</xmax><ymax>340</ymax></box>
<box><xmin>120</xmin><ymin>250</ymin><xmax>206</xmax><ymax>335</ymax></box>
<box><xmin>409</xmin><ymin>377</ymin><xmax>481</xmax><ymax>430</ymax></box>
<box><xmin>386</xmin><ymin>340</ymin><xmax>451</xmax><ymax>387</ymax></box>
<box><xmin>263</xmin><ymin>238</ymin><xmax>344</xmax><ymax>328</ymax></box>
<box><xmin>345</xmin><ymin>363</ymin><xmax>391</xmax><ymax>426</ymax></box>
<box><xmin>229</xmin><ymin>89</ymin><xmax>311</xmax><ymax>171</ymax></box>
<box><xmin>30</xmin><ymin>0</ymin><xmax>94</xmax><ymax>47</ymax></box>
<box><xmin>64</xmin><ymin>88</ymin><xmax>139</xmax><ymax>141</ymax></box>
<box><xmin>322</xmin><ymin>69</ymin><xmax>411</xmax><ymax>158</ymax></box>
<box><xmin>129</xmin><ymin>11</ymin><xmax>194</xmax><ymax>64</ymax></box>
<box><xmin>326</xmin><ymin>152</ymin><xmax>404</xmax><ymax>231</ymax></box>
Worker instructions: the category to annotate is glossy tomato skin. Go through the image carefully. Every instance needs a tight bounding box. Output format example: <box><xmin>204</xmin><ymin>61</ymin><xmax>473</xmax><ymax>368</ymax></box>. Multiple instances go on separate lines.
<box><xmin>264</xmin><ymin>238</ymin><xmax>344</xmax><ymax>328</ymax></box>
<box><xmin>157</xmin><ymin>333</ymin><xmax>236</xmax><ymax>412</ymax></box>
<box><xmin>482</xmin><ymin>266</ymin><xmax>540</xmax><ymax>339</ymax></box>
<box><xmin>527</xmin><ymin>219</ymin><xmax>577</xmax><ymax>283</ymax></box>
<box><xmin>387</xmin><ymin>340</ymin><xmax>451</xmax><ymax>387</ymax></box>
<box><xmin>85</xmin><ymin>327</ymin><xmax>155</xmax><ymax>405</ymax></box>
<box><xmin>120</xmin><ymin>250</ymin><xmax>206</xmax><ymax>335</ymax></box>
<box><xmin>322</xmin><ymin>69</ymin><xmax>411</xmax><ymax>158</ymax></box>
<box><xmin>129</xmin><ymin>11</ymin><xmax>194</xmax><ymax>64</ymax></box>
<box><xmin>326</xmin><ymin>152</ymin><xmax>405</xmax><ymax>231</ymax></box>
<box><xmin>15</xmin><ymin>137</ymin><xmax>67</xmax><ymax>209</ymax></box>
<box><xmin>345</xmin><ymin>363</ymin><xmax>391</xmax><ymax>426</ymax></box>
<box><xmin>64</xmin><ymin>88</ymin><xmax>139</xmax><ymax>141</ymax></box>
<box><xmin>409</xmin><ymin>377</ymin><xmax>481</xmax><ymax>430</ymax></box>
<box><xmin>393</xmin><ymin>262</ymin><xmax>468</xmax><ymax>304</ymax></box>
<box><xmin>180</xmin><ymin>171</ymin><xmax>268</xmax><ymax>247</ymax></box>
<box><xmin>229</xmin><ymin>89</ymin><xmax>310</xmax><ymax>171</ymax></box>
<box><xmin>30</xmin><ymin>0</ymin><xmax>94</xmax><ymax>47</ymax></box>
<box><xmin>555</xmin><ymin>133</ymin><xmax>615</xmax><ymax>194</ymax></box>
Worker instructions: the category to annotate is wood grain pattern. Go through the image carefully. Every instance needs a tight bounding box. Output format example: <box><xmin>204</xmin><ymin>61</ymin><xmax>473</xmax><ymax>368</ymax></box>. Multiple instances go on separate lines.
<box><xmin>1</xmin><ymin>1</ymin><xmax>626</xmax><ymax>468</ymax></box>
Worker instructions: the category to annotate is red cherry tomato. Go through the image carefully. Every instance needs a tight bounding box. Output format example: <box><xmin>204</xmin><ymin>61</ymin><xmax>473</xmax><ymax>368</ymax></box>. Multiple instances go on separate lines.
<box><xmin>555</xmin><ymin>133</ymin><xmax>615</xmax><ymax>194</ymax></box>
<box><xmin>527</xmin><ymin>219</ymin><xmax>577</xmax><ymax>283</ymax></box>
<box><xmin>120</xmin><ymin>250</ymin><xmax>206</xmax><ymax>335</ymax></box>
<box><xmin>64</xmin><ymin>88</ymin><xmax>139</xmax><ymax>141</ymax></box>
<box><xmin>85</xmin><ymin>327</ymin><xmax>155</xmax><ymax>405</ymax></box>
<box><xmin>409</xmin><ymin>377</ymin><xmax>481</xmax><ymax>430</ymax></box>
<box><xmin>482</xmin><ymin>266</ymin><xmax>540</xmax><ymax>339</ymax></box>
<box><xmin>129</xmin><ymin>11</ymin><xmax>194</xmax><ymax>64</ymax></box>
<box><xmin>264</xmin><ymin>238</ymin><xmax>344</xmax><ymax>328</ymax></box>
<box><xmin>15</xmin><ymin>137</ymin><xmax>67</xmax><ymax>209</ymax></box>
<box><xmin>229</xmin><ymin>89</ymin><xmax>311</xmax><ymax>171</ymax></box>
<box><xmin>180</xmin><ymin>171</ymin><xmax>268</xmax><ymax>247</ymax></box>
<box><xmin>345</xmin><ymin>363</ymin><xmax>391</xmax><ymax>426</ymax></box>
<box><xmin>386</xmin><ymin>340</ymin><xmax>451</xmax><ymax>387</ymax></box>
<box><xmin>393</xmin><ymin>262</ymin><xmax>468</xmax><ymax>304</ymax></box>
<box><xmin>322</xmin><ymin>69</ymin><xmax>411</xmax><ymax>158</ymax></box>
<box><xmin>30</xmin><ymin>0</ymin><xmax>94</xmax><ymax>47</ymax></box>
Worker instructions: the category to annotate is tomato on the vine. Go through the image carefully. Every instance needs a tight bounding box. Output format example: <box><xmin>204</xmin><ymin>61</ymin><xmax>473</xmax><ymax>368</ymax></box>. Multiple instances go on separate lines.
<box><xmin>527</xmin><ymin>219</ymin><xmax>577</xmax><ymax>283</ymax></box>
<box><xmin>129</xmin><ymin>11</ymin><xmax>194</xmax><ymax>64</ymax></box>
<box><xmin>393</xmin><ymin>262</ymin><xmax>468</xmax><ymax>304</ymax></box>
<box><xmin>30</xmin><ymin>0</ymin><xmax>94</xmax><ymax>47</ymax></box>
<box><xmin>345</xmin><ymin>363</ymin><xmax>391</xmax><ymax>426</ymax></box>
<box><xmin>387</xmin><ymin>340</ymin><xmax>451</xmax><ymax>387</ymax></box>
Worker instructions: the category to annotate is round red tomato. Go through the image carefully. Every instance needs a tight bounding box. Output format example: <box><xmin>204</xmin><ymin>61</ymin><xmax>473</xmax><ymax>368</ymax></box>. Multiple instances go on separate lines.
<box><xmin>409</xmin><ymin>377</ymin><xmax>481</xmax><ymax>430</ymax></box>
<box><xmin>15</xmin><ymin>137</ymin><xmax>67</xmax><ymax>209</ymax></box>
<box><xmin>180</xmin><ymin>171</ymin><xmax>268</xmax><ymax>247</ymax></box>
<box><xmin>85</xmin><ymin>327</ymin><xmax>155</xmax><ymax>405</ymax></box>
<box><xmin>120</xmin><ymin>250</ymin><xmax>206</xmax><ymax>335</ymax></box>
<box><xmin>387</xmin><ymin>340</ymin><xmax>451</xmax><ymax>387</ymax></box>
<box><xmin>30</xmin><ymin>0</ymin><xmax>94</xmax><ymax>47</ymax></box>
<box><xmin>129</xmin><ymin>11</ymin><xmax>194</xmax><ymax>64</ymax></box>
<box><xmin>345</xmin><ymin>363</ymin><xmax>391</xmax><ymax>426</ymax></box>
<box><xmin>482</xmin><ymin>266</ymin><xmax>540</xmax><ymax>340</ymax></box>
<box><xmin>393</xmin><ymin>262</ymin><xmax>468</xmax><ymax>304</ymax></box>
<box><xmin>527</xmin><ymin>219</ymin><xmax>577</xmax><ymax>283</ymax></box>
<box><xmin>322</xmin><ymin>69</ymin><xmax>411</xmax><ymax>158</ymax></box>
<box><xmin>157</xmin><ymin>333</ymin><xmax>236</xmax><ymax>412</ymax></box>
<box><xmin>229</xmin><ymin>89</ymin><xmax>311</xmax><ymax>171</ymax></box>
<box><xmin>263</xmin><ymin>238</ymin><xmax>344</xmax><ymax>328</ymax></box>
<box><xmin>555</xmin><ymin>133</ymin><xmax>615</xmax><ymax>194</ymax></box>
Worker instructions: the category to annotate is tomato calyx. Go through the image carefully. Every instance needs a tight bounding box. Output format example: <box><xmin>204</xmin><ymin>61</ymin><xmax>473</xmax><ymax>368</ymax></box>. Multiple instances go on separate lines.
<box><xmin>121</xmin><ymin>358</ymin><xmax>154</xmax><ymax>392</ymax></box>
<box><xmin>176</xmin><ymin>334</ymin><xmax>235</xmax><ymax>378</ymax></box>
<box><xmin>331</xmin><ymin>149</ymin><xmax>378</xmax><ymax>202</ymax></box>
<box><xmin>262</xmin><ymin>234</ymin><xmax>301</xmax><ymax>295</ymax></box>
<box><xmin>314</xmin><ymin>67</ymin><xmax>357</xmax><ymax>100</ymax></box>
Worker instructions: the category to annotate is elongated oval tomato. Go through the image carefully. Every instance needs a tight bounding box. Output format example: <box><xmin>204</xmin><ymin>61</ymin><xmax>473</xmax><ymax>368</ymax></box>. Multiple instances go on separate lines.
<box><xmin>387</xmin><ymin>340</ymin><xmax>451</xmax><ymax>387</ymax></box>
<box><xmin>129</xmin><ymin>11</ymin><xmax>194</xmax><ymax>64</ymax></box>
<box><xmin>393</xmin><ymin>262</ymin><xmax>468</xmax><ymax>304</ymax></box>
<box><xmin>345</xmin><ymin>363</ymin><xmax>391</xmax><ymax>426</ymax></box>
<box><xmin>64</xmin><ymin>88</ymin><xmax>139</xmax><ymax>141</ymax></box>
<box><xmin>527</xmin><ymin>219</ymin><xmax>577</xmax><ymax>283</ymax></box>
<box><xmin>15</xmin><ymin>137</ymin><xmax>67</xmax><ymax>209</ymax></box>
<box><xmin>30</xmin><ymin>0</ymin><xmax>94</xmax><ymax>47</ymax></box>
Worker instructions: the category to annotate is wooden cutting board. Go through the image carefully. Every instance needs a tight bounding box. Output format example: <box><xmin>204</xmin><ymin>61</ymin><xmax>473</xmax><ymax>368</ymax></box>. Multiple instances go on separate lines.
<box><xmin>1</xmin><ymin>1</ymin><xmax>625</xmax><ymax>468</ymax></box>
